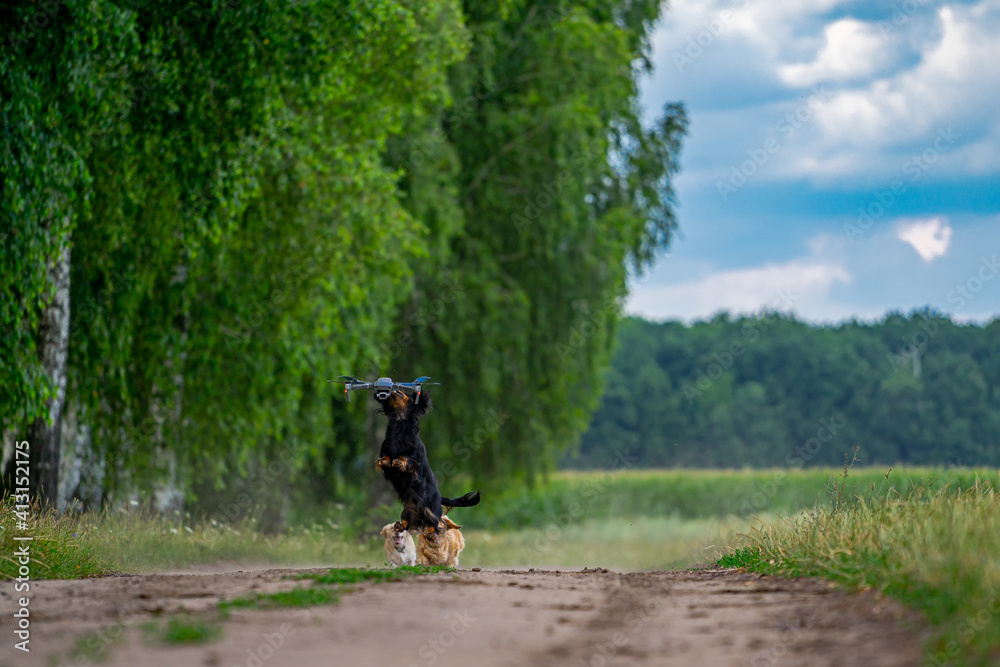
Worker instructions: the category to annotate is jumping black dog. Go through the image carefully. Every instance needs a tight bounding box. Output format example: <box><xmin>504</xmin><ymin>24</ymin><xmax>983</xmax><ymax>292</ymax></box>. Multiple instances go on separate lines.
<box><xmin>374</xmin><ymin>390</ymin><xmax>480</xmax><ymax>534</ymax></box>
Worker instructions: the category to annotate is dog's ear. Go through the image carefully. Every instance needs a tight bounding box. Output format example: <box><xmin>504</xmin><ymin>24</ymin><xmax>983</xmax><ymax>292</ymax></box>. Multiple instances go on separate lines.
<box><xmin>441</xmin><ymin>515</ymin><xmax>461</xmax><ymax>530</ymax></box>
<box><xmin>380</xmin><ymin>524</ymin><xmax>392</xmax><ymax>539</ymax></box>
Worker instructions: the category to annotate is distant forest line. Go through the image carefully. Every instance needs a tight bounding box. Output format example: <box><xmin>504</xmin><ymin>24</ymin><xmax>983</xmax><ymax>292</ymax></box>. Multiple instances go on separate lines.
<box><xmin>572</xmin><ymin>311</ymin><xmax>1000</xmax><ymax>469</ymax></box>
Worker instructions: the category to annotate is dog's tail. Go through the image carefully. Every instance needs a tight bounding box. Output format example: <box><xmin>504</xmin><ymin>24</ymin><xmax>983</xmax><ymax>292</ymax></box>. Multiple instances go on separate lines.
<box><xmin>441</xmin><ymin>491</ymin><xmax>481</xmax><ymax>512</ymax></box>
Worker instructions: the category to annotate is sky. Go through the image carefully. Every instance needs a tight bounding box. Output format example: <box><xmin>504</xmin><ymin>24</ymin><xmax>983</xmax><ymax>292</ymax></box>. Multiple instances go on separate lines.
<box><xmin>628</xmin><ymin>0</ymin><xmax>1000</xmax><ymax>324</ymax></box>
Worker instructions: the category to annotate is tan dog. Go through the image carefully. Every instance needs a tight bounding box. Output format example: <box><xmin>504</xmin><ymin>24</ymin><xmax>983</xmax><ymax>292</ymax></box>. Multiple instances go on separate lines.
<box><xmin>381</xmin><ymin>522</ymin><xmax>416</xmax><ymax>567</ymax></box>
<box><xmin>417</xmin><ymin>515</ymin><xmax>465</xmax><ymax>567</ymax></box>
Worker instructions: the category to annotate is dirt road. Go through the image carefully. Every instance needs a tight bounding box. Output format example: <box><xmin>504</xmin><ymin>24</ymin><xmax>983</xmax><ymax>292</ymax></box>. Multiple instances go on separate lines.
<box><xmin>1</xmin><ymin>567</ymin><xmax>925</xmax><ymax>667</ymax></box>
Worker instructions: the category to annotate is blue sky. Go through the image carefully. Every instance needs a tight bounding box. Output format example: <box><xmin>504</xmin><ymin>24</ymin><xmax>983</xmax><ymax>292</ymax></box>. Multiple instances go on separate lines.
<box><xmin>628</xmin><ymin>0</ymin><xmax>1000</xmax><ymax>323</ymax></box>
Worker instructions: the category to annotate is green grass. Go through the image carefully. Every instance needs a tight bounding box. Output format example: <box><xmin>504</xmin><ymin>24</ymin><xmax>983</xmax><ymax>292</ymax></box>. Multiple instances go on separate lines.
<box><xmin>0</xmin><ymin>498</ymin><xmax>109</xmax><ymax>580</ymax></box>
<box><xmin>219</xmin><ymin>585</ymin><xmax>340</xmax><ymax>610</ymax></box>
<box><xmin>715</xmin><ymin>546</ymin><xmax>761</xmax><ymax>569</ymax></box>
<box><xmin>220</xmin><ymin>565</ymin><xmax>451</xmax><ymax>610</ymax></box>
<box><xmin>297</xmin><ymin>564</ymin><xmax>453</xmax><ymax>584</ymax></box>
<box><xmin>719</xmin><ymin>482</ymin><xmax>1000</xmax><ymax>666</ymax></box>
<box><xmin>157</xmin><ymin>616</ymin><xmax>223</xmax><ymax>645</ymax></box>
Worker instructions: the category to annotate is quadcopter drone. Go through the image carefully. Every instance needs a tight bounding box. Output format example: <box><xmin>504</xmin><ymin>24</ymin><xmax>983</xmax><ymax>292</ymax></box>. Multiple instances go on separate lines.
<box><xmin>333</xmin><ymin>376</ymin><xmax>438</xmax><ymax>403</ymax></box>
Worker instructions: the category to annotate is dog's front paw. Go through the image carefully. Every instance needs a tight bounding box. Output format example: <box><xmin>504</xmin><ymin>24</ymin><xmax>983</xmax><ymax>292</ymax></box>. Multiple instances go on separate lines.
<box><xmin>375</xmin><ymin>456</ymin><xmax>391</xmax><ymax>471</ymax></box>
<box><xmin>391</xmin><ymin>457</ymin><xmax>412</xmax><ymax>472</ymax></box>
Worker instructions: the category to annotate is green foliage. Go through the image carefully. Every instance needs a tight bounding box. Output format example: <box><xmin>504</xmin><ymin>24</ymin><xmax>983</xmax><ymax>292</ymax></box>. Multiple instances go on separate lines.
<box><xmin>577</xmin><ymin>312</ymin><xmax>1000</xmax><ymax>469</ymax></box>
<box><xmin>727</xmin><ymin>483</ymin><xmax>1000</xmax><ymax>666</ymax></box>
<box><xmin>2</xmin><ymin>0</ymin><xmax>684</xmax><ymax>513</ymax></box>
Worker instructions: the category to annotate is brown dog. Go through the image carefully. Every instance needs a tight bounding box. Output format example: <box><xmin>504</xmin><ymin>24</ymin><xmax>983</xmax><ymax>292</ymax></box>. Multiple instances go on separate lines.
<box><xmin>416</xmin><ymin>515</ymin><xmax>465</xmax><ymax>567</ymax></box>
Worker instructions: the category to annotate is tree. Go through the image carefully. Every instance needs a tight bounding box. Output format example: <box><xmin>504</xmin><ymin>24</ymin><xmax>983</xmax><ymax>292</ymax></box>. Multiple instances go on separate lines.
<box><xmin>385</xmin><ymin>0</ymin><xmax>687</xmax><ymax>493</ymax></box>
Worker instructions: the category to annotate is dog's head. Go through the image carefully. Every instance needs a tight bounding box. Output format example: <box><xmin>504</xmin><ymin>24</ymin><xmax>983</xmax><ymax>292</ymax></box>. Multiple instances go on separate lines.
<box><xmin>421</xmin><ymin>515</ymin><xmax>460</xmax><ymax>546</ymax></box>
<box><xmin>377</xmin><ymin>390</ymin><xmax>432</xmax><ymax>422</ymax></box>
<box><xmin>381</xmin><ymin>522</ymin><xmax>410</xmax><ymax>549</ymax></box>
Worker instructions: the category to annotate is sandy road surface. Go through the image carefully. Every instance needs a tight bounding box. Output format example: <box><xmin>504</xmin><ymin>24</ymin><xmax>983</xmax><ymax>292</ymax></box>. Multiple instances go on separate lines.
<box><xmin>0</xmin><ymin>567</ymin><xmax>925</xmax><ymax>667</ymax></box>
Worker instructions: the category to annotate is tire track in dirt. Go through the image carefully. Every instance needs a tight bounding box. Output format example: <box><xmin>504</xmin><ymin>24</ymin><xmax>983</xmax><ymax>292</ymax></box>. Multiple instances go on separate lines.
<box><xmin>0</xmin><ymin>567</ymin><xmax>926</xmax><ymax>667</ymax></box>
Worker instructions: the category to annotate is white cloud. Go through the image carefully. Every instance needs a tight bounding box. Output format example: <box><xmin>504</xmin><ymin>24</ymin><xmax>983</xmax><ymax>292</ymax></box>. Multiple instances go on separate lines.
<box><xmin>896</xmin><ymin>217</ymin><xmax>953</xmax><ymax>261</ymax></box>
<box><xmin>814</xmin><ymin>4</ymin><xmax>1000</xmax><ymax>145</ymax></box>
<box><xmin>790</xmin><ymin>0</ymin><xmax>1000</xmax><ymax>179</ymax></box>
<box><xmin>643</xmin><ymin>0</ymin><xmax>1000</xmax><ymax>186</ymax></box>
<box><xmin>779</xmin><ymin>19</ymin><xmax>898</xmax><ymax>87</ymax></box>
<box><xmin>627</xmin><ymin>259</ymin><xmax>852</xmax><ymax>322</ymax></box>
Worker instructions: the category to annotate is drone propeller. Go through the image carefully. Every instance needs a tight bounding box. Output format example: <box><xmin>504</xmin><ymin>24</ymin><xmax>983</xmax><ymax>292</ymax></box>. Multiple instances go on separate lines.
<box><xmin>331</xmin><ymin>375</ymin><xmax>374</xmax><ymax>402</ymax></box>
<box><xmin>394</xmin><ymin>376</ymin><xmax>440</xmax><ymax>404</ymax></box>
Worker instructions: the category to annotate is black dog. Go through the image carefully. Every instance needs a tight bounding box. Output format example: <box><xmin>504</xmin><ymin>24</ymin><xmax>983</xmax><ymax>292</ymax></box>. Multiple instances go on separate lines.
<box><xmin>374</xmin><ymin>391</ymin><xmax>480</xmax><ymax>534</ymax></box>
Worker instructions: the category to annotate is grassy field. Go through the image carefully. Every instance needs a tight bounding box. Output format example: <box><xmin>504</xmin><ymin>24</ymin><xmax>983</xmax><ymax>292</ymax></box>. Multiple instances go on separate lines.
<box><xmin>465</xmin><ymin>466</ymin><xmax>999</xmax><ymax>529</ymax></box>
<box><xmin>719</xmin><ymin>479</ymin><xmax>1000</xmax><ymax>665</ymax></box>
<box><xmin>4</xmin><ymin>466</ymin><xmax>995</xmax><ymax>579</ymax></box>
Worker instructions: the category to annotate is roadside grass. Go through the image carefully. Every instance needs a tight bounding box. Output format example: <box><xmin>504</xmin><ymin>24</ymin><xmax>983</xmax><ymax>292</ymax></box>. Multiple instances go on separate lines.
<box><xmin>0</xmin><ymin>497</ymin><xmax>109</xmax><ymax>580</ymax></box>
<box><xmin>72</xmin><ymin>509</ymin><xmax>383</xmax><ymax>573</ymax></box>
<box><xmin>1</xmin><ymin>500</ymin><xmax>383</xmax><ymax>580</ymax></box>
<box><xmin>719</xmin><ymin>482</ymin><xmax>1000</xmax><ymax>666</ymax></box>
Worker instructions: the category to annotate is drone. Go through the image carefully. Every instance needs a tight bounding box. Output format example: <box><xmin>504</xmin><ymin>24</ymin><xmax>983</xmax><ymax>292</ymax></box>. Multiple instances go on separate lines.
<box><xmin>332</xmin><ymin>376</ymin><xmax>438</xmax><ymax>403</ymax></box>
